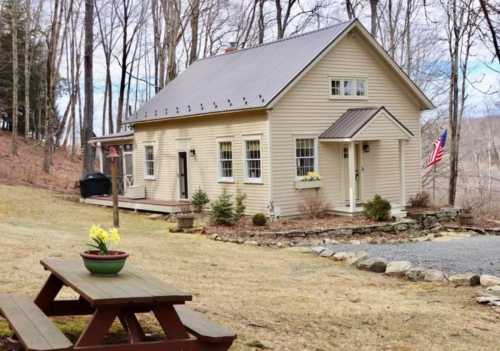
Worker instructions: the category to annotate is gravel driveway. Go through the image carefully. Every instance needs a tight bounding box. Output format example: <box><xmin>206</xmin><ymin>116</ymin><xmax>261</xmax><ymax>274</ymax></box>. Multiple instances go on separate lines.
<box><xmin>327</xmin><ymin>236</ymin><xmax>500</xmax><ymax>275</ymax></box>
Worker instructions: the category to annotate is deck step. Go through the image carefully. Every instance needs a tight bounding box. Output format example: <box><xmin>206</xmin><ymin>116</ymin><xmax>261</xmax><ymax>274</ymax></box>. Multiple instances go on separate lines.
<box><xmin>0</xmin><ymin>294</ymin><xmax>72</xmax><ymax>351</ymax></box>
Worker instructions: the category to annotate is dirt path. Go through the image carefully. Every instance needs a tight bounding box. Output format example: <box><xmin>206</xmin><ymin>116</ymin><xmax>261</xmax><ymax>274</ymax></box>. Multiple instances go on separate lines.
<box><xmin>0</xmin><ymin>184</ymin><xmax>499</xmax><ymax>350</ymax></box>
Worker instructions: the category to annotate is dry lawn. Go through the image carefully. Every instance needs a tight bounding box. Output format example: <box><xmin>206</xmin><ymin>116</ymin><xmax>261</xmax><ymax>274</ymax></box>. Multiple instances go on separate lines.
<box><xmin>0</xmin><ymin>184</ymin><xmax>500</xmax><ymax>351</ymax></box>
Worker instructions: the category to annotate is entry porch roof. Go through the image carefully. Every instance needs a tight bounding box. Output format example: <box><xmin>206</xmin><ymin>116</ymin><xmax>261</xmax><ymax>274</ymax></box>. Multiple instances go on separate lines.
<box><xmin>319</xmin><ymin>106</ymin><xmax>413</xmax><ymax>142</ymax></box>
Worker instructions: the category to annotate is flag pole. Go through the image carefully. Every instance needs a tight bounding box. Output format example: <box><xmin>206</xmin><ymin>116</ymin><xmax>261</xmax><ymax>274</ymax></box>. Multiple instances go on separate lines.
<box><xmin>432</xmin><ymin>164</ymin><xmax>436</xmax><ymax>203</ymax></box>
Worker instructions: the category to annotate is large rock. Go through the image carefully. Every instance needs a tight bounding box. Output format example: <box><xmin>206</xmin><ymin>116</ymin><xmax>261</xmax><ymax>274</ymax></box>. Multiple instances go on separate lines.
<box><xmin>430</xmin><ymin>223</ymin><xmax>443</xmax><ymax>233</ymax></box>
<box><xmin>477</xmin><ymin>294</ymin><xmax>500</xmax><ymax>304</ymax></box>
<box><xmin>357</xmin><ymin>257</ymin><xmax>387</xmax><ymax>273</ymax></box>
<box><xmin>311</xmin><ymin>246</ymin><xmax>326</xmax><ymax>255</ymax></box>
<box><xmin>332</xmin><ymin>252</ymin><xmax>354</xmax><ymax>261</ymax></box>
<box><xmin>423</xmin><ymin>215</ymin><xmax>439</xmax><ymax>229</ymax></box>
<box><xmin>394</xmin><ymin>223</ymin><xmax>409</xmax><ymax>232</ymax></box>
<box><xmin>385</xmin><ymin>261</ymin><xmax>412</xmax><ymax>277</ymax></box>
<box><xmin>345</xmin><ymin>251</ymin><xmax>368</xmax><ymax>265</ymax></box>
<box><xmin>336</xmin><ymin>228</ymin><xmax>353</xmax><ymax>236</ymax></box>
<box><xmin>423</xmin><ymin>269</ymin><xmax>447</xmax><ymax>282</ymax></box>
<box><xmin>319</xmin><ymin>248</ymin><xmax>335</xmax><ymax>257</ymax></box>
<box><xmin>441</xmin><ymin>207</ymin><xmax>459</xmax><ymax>218</ymax></box>
<box><xmin>486</xmin><ymin>285</ymin><xmax>500</xmax><ymax>294</ymax></box>
<box><xmin>406</xmin><ymin>266</ymin><xmax>427</xmax><ymax>281</ymax></box>
<box><xmin>480</xmin><ymin>275</ymin><xmax>500</xmax><ymax>287</ymax></box>
<box><xmin>448</xmin><ymin>272</ymin><xmax>480</xmax><ymax>286</ymax></box>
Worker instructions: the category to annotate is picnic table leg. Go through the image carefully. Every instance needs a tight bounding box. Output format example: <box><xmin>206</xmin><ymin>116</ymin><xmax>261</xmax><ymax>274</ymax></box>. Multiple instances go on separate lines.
<box><xmin>118</xmin><ymin>312</ymin><xmax>145</xmax><ymax>344</ymax></box>
<box><xmin>153</xmin><ymin>304</ymin><xmax>190</xmax><ymax>340</ymax></box>
<box><xmin>34</xmin><ymin>274</ymin><xmax>64</xmax><ymax>313</ymax></box>
<box><xmin>75</xmin><ymin>308</ymin><xmax>118</xmax><ymax>347</ymax></box>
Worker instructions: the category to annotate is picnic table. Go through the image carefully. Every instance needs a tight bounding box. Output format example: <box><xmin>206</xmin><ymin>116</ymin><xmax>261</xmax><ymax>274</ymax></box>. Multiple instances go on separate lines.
<box><xmin>0</xmin><ymin>258</ymin><xmax>236</xmax><ymax>351</ymax></box>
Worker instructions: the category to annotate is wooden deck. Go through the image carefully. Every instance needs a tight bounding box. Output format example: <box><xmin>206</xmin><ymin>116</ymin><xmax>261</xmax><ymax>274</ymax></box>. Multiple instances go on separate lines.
<box><xmin>80</xmin><ymin>195</ymin><xmax>190</xmax><ymax>214</ymax></box>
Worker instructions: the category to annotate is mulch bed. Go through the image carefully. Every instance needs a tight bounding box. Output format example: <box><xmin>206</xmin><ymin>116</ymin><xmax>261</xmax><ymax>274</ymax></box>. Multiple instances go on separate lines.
<box><xmin>204</xmin><ymin>214</ymin><xmax>386</xmax><ymax>237</ymax></box>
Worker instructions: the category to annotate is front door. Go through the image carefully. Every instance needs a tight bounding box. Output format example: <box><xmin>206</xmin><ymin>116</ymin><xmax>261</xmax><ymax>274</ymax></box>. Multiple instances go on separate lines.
<box><xmin>122</xmin><ymin>145</ymin><xmax>134</xmax><ymax>190</ymax></box>
<box><xmin>343</xmin><ymin>144</ymin><xmax>362</xmax><ymax>206</ymax></box>
<box><xmin>178</xmin><ymin>152</ymin><xmax>188</xmax><ymax>199</ymax></box>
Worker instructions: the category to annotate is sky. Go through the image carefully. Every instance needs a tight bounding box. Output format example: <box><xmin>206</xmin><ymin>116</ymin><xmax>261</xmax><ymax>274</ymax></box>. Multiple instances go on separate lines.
<box><xmin>55</xmin><ymin>1</ymin><xmax>500</xmax><ymax>137</ymax></box>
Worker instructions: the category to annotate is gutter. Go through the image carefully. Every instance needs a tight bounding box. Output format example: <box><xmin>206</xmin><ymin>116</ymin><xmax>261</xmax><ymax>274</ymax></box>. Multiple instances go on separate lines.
<box><xmin>125</xmin><ymin>107</ymin><xmax>268</xmax><ymax>127</ymax></box>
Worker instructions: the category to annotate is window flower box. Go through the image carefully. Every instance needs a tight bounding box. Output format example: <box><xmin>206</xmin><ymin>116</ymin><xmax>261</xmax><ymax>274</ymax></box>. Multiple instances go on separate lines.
<box><xmin>295</xmin><ymin>172</ymin><xmax>321</xmax><ymax>189</ymax></box>
<box><xmin>295</xmin><ymin>180</ymin><xmax>321</xmax><ymax>189</ymax></box>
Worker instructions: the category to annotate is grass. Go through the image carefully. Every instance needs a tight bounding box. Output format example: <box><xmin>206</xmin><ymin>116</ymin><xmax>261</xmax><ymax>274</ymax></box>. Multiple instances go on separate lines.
<box><xmin>0</xmin><ymin>185</ymin><xmax>500</xmax><ymax>350</ymax></box>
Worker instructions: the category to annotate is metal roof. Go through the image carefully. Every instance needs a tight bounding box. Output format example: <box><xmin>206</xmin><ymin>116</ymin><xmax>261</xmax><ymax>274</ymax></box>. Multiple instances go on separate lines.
<box><xmin>319</xmin><ymin>107</ymin><xmax>414</xmax><ymax>139</ymax></box>
<box><xmin>128</xmin><ymin>20</ymin><xmax>354</xmax><ymax>124</ymax></box>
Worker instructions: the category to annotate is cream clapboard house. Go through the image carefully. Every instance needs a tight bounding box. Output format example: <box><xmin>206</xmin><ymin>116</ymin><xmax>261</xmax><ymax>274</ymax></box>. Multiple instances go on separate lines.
<box><xmin>91</xmin><ymin>19</ymin><xmax>433</xmax><ymax>217</ymax></box>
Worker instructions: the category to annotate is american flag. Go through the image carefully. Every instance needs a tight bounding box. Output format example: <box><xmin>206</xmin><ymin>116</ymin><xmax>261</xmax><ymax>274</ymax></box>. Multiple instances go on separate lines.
<box><xmin>426</xmin><ymin>129</ymin><xmax>447</xmax><ymax>168</ymax></box>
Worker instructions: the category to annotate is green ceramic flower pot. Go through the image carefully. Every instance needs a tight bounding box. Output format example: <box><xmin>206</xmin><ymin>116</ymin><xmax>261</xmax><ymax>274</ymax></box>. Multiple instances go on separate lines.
<box><xmin>81</xmin><ymin>250</ymin><xmax>129</xmax><ymax>275</ymax></box>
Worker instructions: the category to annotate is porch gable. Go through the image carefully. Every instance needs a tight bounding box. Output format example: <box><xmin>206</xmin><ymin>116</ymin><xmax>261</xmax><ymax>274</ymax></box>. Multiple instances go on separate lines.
<box><xmin>319</xmin><ymin>106</ymin><xmax>413</xmax><ymax>142</ymax></box>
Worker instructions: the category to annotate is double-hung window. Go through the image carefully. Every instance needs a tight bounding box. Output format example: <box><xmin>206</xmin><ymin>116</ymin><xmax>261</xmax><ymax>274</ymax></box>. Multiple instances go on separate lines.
<box><xmin>245</xmin><ymin>139</ymin><xmax>261</xmax><ymax>181</ymax></box>
<box><xmin>218</xmin><ymin>141</ymin><xmax>233</xmax><ymax>181</ymax></box>
<box><xmin>296</xmin><ymin>138</ymin><xmax>316</xmax><ymax>177</ymax></box>
<box><xmin>144</xmin><ymin>145</ymin><xmax>155</xmax><ymax>179</ymax></box>
<box><xmin>331</xmin><ymin>78</ymin><xmax>367</xmax><ymax>98</ymax></box>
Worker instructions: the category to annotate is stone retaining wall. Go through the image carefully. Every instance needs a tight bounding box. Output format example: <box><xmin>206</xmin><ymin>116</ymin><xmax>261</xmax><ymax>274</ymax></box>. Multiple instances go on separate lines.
<box><xmin>211</xmin><ymin>208</ymin><xmax>467</xmax><ymax>247</ymax></box>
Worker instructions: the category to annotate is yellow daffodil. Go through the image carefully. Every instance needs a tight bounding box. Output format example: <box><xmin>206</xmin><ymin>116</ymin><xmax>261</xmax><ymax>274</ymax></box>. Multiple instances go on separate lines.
<box><xmin>302</xmin><ymin>171</ymin><xmax>321</xmax><ymax>182</ymax></box>
<box><xmin>87</xmin><ymin>225</ymin><xmax>120</xmax><ymax>255</ymax></box>
<box><xmin>109</xmin><ymin>228</ymin><xmax>120</xmax><ymax>244</ymax></box>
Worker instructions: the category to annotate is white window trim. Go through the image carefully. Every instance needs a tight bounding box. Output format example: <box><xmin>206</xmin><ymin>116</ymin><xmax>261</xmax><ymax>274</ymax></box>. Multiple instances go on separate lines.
<box><xmin>242</xmin><ymin>134</ymin><xmax>263</xmax><ymax>184</ymax></box>
<box><xmin>216</xmin><ymin>137</ymin><xmax>234</xmax><ymax>183</ymax></box>
<box><xmin>143</xmin><ymin>143</ymin><xmax>156</xmax><ymax>180</ymax></box>
<box><xmin>329</xmin><ymin>76</ymin><xmax>368</xmax><ymax>100</ymax></box>
<box><xmin>293</xmin><ymin>135</ymin><xmax>319</xmax><ymax>181</ymax></box>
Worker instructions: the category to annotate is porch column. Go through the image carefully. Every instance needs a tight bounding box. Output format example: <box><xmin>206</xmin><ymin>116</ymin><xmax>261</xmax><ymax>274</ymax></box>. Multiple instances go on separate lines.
<box><xmin>399</xmin><ymin>140</ymin><xmax>406</xmax><ymax>206</ymax></box>
<box><xmin>348</xmin><ymin>142</ymin><xmax>356</xmax><ymax>212</ymax></box>
<box><xmin>97</xmin><ymin>142</ymin><xmax>104</xmax><ymax>173</ymax></box>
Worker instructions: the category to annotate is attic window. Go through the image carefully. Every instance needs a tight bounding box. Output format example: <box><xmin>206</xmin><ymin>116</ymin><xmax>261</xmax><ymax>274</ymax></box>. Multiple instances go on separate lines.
<box><xmin>331</xmin><ymin>78</ymin><xmax>367</xmax><ymax>98</ymax></box>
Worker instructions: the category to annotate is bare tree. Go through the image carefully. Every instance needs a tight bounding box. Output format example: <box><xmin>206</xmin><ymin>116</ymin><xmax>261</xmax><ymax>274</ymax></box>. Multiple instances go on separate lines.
<box><xmin>166</xmin><ymin>0</ymin><xmax>182</xmax><ymax>82</ymax></box>
<box><xmin>44</xmin><ymin>0</ymin><xmax>66</xmax><ymax>173</ymax></box>
<box><xmin>189</xmin><ymin>0</ymin><xmax>200</xmax><ymax>64</ymax></box>
<box><xmin>479</xmin><ymin>0</ymin><xmax>499</xmax><ymax>64</ymax></box>
<box><xmin>369</xmin><ymin>0</ymin><xmax>379</xmax><ymax>38</ymax></box>
<box><xmin>257</xmin><ymin>0</ymin><xmax>265</xmax><ymax>43</ymax></box>
<box><xmin>440</xmin><ymin>0</ymin><xmax>480</xmax><ymax>205</ymax></box>
<box><xmin>11</xmin><ymin>0</ymin><xmax>19</xmax><ymax>156</ymax></box>
<box><xmin>275</xmin><ymin>0</ymin><xmax>297</xmax><ymax>39</ymax></box>
<box><xmin>24</xmin><ymin>0</ymin><xmax>31</xmax><ymax>138</ymax></box>
<box><xmin>345</xmin><ymin>0</ymin><xmax>363</xmax><ymax>19</ymax></box>
<box><xmin>82</xmin><ymin>0</ymin><xmax>94</xmax><ymax>174</ymax></box>
<box><xmin>95</xmin><ymin>0</ymin><xmax>118</xmax><ymax>135</ymax></box>
<box><xmin>115</xmin><ymin>0</ymin><xmax>147</xmax><ymax>131</ymax></box>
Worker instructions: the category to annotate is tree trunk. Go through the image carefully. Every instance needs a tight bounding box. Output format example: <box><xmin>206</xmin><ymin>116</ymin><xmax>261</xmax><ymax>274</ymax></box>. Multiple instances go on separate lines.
<box><xmin>11</xmin><ymin>0</ymin><xmax>19</xmax><ymax>156</ymax></box>
<box><xmin>106</xmin><ymin>65</ymin><xmax>113</xmax><ymax>133</ymax></box>
<box><xmin>188</xmin><ymin>0</ymin><xmax>199</xmax><ymax>65</ymax></box>
<box><xmin>479</xmin><ymin>0</ymin><xmax>500</xmax><ymax>64</ymax></box>
<box><xmin>369</xmin><ymin>0</ymin><xmax>379</xmax><ymax>38</ymax></box>
<box><xmin>43</xmin><ymin>0</ymin><xmax>63</xmax><ymax>173</ymax></box>
<box><xmin>102</xmin><ymin>78</ymin><xmax>107</xmax><ymax>135</ymax></box>
<box><xmin>116</xmin><ymin>0</ymin><xmax>131</xmax><ymax>131</ymax></box>
<box><xmin>275</xmin><ymin>0</ymin><xmax>283</xmax><ymax>39</ymax></box>
<box><xmin>82</xmin><ymin>0</ymin><xmax>94</xmax><ymax>174</ymax></box>
<box><xmin>258</xmin><ymin>0</ymin><xmax>265</xmax><ymax>44</ymax></box>
<box><xmin>346</xmin><ymin>0</ymin><xmax>355</xmax><ymax>19</ymax></box>
<box><xmin>24</xmin><ymin>0</ymin><xmax>31</xmax><ymax>138</ymax></box>
<box><xmin>405</xmin><ymin>0</ymin><xmax>412</xmax><ymax>75</ymax></box>
<box><xmin>166</xmin><ymin>0</ymin><xmax>180</xmax><ymax>82</ymax></box>
<box><xmin>448</xmin><ymin>27</ymin><xmax>460</xmax><ymax>206</ymax></box>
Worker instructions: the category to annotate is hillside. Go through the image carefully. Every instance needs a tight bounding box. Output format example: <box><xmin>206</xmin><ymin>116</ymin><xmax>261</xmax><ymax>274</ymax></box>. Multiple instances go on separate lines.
<box><xmin>0</xmin><ymin>131</ymin><xmax>81</xmax><ymax>193</ymax></box>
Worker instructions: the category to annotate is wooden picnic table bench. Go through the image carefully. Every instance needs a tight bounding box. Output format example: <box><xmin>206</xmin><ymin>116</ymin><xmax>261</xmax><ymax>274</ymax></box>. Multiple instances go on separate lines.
<box><xmin>0</xmin><ymin>258</ymin><xmax>236</xmax><ymax>351</ymax></box>
<box><xmin>0</xmin><ymin>294</ymin><xmax>72</xmax><ymax>351</ymax></box>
